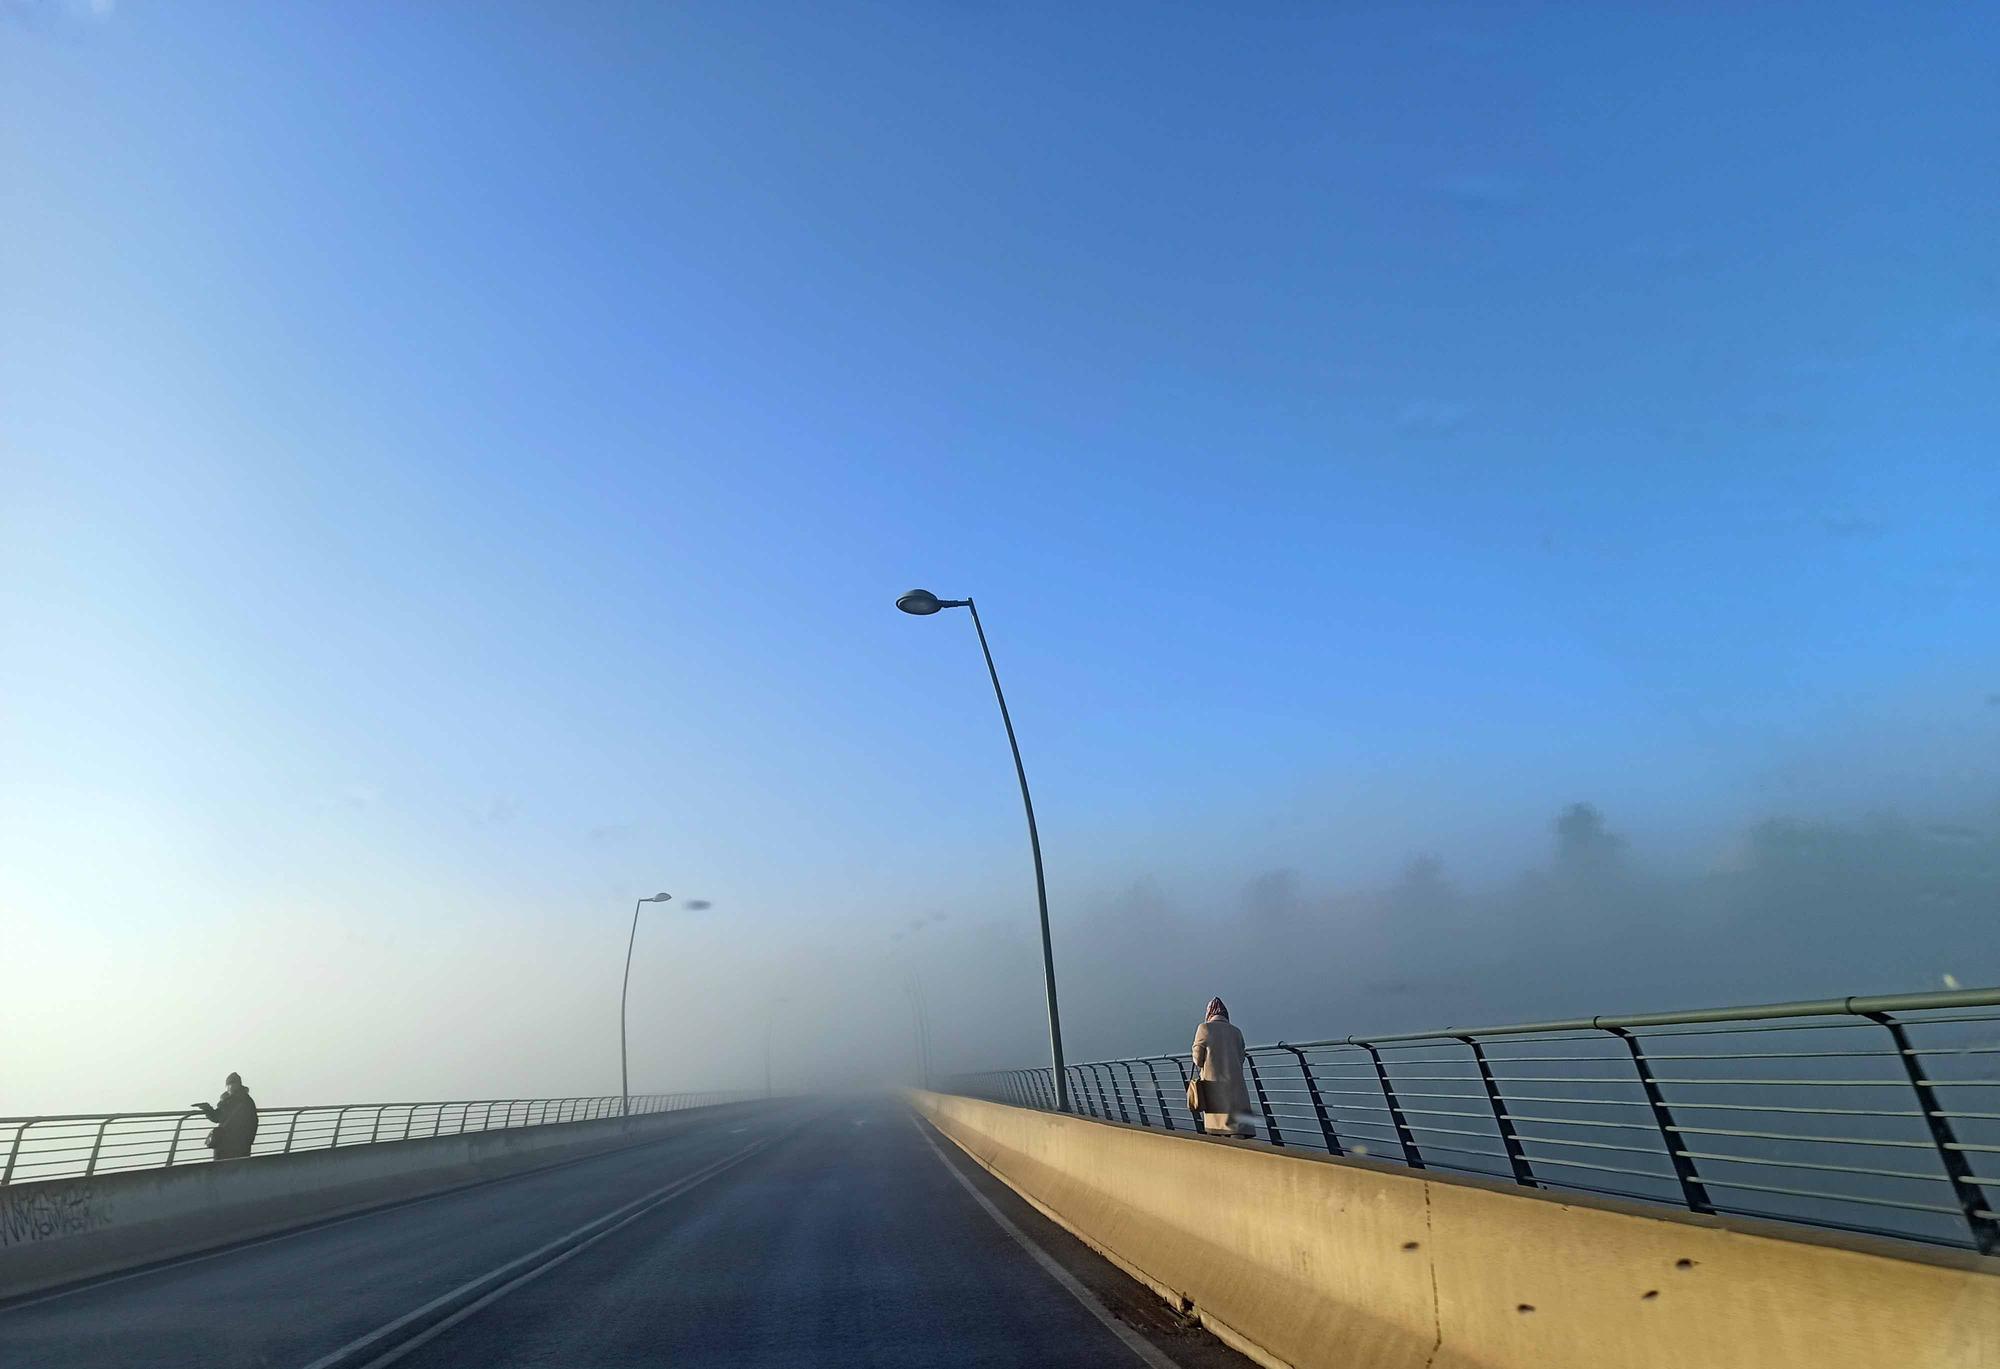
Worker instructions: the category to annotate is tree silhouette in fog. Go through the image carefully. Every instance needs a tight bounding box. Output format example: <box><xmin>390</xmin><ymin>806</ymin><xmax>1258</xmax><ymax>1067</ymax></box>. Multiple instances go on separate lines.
<box><xmin>1553</xmin><ymin>802</ymin><xmax>1625</xmax><ymax>875</ymax></box>
<box><xmin>941</xmin><ymin>798</ymin><xmax>1999</xmax><ymax>1069</ymax></box>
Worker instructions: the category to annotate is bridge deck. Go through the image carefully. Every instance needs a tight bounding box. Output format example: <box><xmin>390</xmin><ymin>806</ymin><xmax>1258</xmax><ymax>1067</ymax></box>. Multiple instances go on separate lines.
<box><xmin>1</xmin><ymin>1098</ymin><xmax>1247</xmax><ymax>1369</ymax></box>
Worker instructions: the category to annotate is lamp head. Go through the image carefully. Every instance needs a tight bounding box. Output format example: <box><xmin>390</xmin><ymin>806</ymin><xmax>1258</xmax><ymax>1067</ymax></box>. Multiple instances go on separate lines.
<box><xmin>645</xmin><ymin>892</ymin><xmax>672</xmax><ymax>903</ymax></box>
<box><xmin>897</xmin><ymin>588</ymin><xmax>971</xmax><ymax>615</ymax></box>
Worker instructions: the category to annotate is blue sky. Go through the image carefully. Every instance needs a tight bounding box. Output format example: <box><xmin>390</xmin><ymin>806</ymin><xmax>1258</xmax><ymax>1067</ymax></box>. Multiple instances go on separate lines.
<box><xmin>3</xmin><ymin>3</ymin><xmax>1996</xmax><ymax>1110</ymax></box>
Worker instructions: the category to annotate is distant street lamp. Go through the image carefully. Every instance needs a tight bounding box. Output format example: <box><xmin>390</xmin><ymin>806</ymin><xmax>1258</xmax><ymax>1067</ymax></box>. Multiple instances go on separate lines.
<box><xmin>894</xmin><ymin>589</ymin><xmax>1070</xmax><ymax>1111</ymax></box>
<box><xmin>905</xmin><ymin>977</ymin><xmax>934</xmax><ymax>1090</ymax></box>
<box><xmin>764</xmin><ymin>997</ymin><xmax>791</xmax><ymax>1099</ymax></box>
<box><xmin>621</xmin><ymin>892</ymin><xmax>672</xmax><ymax>1118</ymax></box>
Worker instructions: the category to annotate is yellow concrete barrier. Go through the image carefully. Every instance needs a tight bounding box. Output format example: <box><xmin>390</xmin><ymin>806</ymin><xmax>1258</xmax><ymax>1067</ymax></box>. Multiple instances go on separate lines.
<box><xmin>911</xmin><ymin>1090</ymin><xmax>2000</xmax><ymax>1369</ymax></box>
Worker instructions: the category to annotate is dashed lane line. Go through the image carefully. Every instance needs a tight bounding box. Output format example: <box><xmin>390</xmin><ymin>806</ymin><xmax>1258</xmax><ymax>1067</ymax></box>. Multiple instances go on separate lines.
<box><xmin>299</xmin><ymin>1135</ymin><xmax>774</xmax><ymax>1369</ymax></box>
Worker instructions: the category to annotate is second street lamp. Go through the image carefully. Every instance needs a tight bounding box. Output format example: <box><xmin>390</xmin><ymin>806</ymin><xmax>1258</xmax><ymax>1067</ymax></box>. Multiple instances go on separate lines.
<box><xmin>620</xmin><ymin>892</ymin><xmax>672</xmax><ymax>1119</ymax></box>
<box><xmin>895</xmin><ymin>589</ymin><xmax>1070</xmax><ymax>1112</ymax></box>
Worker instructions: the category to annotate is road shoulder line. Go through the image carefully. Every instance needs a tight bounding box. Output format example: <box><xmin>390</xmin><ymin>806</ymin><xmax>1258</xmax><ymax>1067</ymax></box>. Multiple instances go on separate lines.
<box><xmin>909</xmin><ymin>1112</ymin><xmax>1178</xmax><ymax>1369</ymax></box>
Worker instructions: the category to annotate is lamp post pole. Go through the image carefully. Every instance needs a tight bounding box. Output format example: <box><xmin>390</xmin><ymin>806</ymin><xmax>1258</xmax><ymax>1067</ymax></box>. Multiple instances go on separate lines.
<box><xmin>895</xmin><ymin>590</ymin><xmax>1070</xmax><ymax>1112</ymax></box>
<box><xmin>764</xmin><ymin>997</ymin><xmax>790</xmax><ymax>1099</ymax></box>
<box><xmin>621</xmin><ymin>892</ymin><xmax>672</xmax><ymax>1118</ymax></box>
<box><xmin>906</xmin><ymin>977</ymin><xmax>934</xmax><ymax>1090</ymax></box>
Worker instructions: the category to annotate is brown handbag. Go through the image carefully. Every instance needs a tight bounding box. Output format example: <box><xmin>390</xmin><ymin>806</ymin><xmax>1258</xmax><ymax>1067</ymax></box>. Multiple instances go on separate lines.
<box><xmin>1186</xmin><ymin>1077</ymin><xmax>1207</xmax><ymax>1113</ymax></box>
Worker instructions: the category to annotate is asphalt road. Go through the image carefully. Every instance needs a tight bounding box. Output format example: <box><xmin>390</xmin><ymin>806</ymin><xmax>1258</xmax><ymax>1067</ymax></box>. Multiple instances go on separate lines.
<box><xmin>2</xmin><ymin>1098</ymin><xmax>1252</xmax><ymax>1368</ymax></box>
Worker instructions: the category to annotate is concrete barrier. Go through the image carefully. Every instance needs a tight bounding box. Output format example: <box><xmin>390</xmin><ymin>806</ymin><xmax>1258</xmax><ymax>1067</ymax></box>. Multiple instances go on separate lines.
<box><xmin>0</xmin><ymin>1103</ymin><xmax>761</xmax><ymax>1301</ymax></box>
<box><xmin>913</xmin><ymin>1090</ymin><xmax>2000</xmax><ymax>1369</ymax></box>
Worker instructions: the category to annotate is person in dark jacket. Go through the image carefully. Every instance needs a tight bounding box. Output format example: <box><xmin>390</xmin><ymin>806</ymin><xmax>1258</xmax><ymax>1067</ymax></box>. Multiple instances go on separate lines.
<box><xmin>194</xmin><ymin>1072</ymin><xmax>259</xmax><ymax>1159</ymax></box>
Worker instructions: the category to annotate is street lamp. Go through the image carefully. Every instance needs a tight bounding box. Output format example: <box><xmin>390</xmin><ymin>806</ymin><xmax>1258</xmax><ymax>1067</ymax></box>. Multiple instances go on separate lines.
<box><xmin>620</xmin><ymin>892</ymin><xmax>672</xmax><ymax>1119</ymax></box>
<box><xmin>905</xmin><ymin>977</ymin><xmax>934</xmax><ymax>1090</ymax></box>
<box><xmin>894</xmin><ymin>589</ymin><xmax>1070</xmax><ymax>1111</ymax></box>
<box><xmin>764</xmin><ymin>997</ymin><xmax>791</xmax><ymax>1099</ymax></box>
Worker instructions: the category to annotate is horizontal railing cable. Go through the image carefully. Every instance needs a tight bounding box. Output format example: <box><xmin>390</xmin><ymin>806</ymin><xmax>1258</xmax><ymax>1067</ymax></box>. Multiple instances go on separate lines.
<box><xmin>944</xmin><ymin>986</ymin><xmax>2000</xmax><ymax>1254</ymax></box>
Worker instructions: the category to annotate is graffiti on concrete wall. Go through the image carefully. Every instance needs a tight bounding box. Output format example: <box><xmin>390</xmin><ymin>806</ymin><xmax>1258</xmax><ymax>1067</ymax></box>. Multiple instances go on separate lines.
<box><xmin>0</xmin><ymin>1181</ymin><xmax>112</xmax><ymax>1247</ymax></box>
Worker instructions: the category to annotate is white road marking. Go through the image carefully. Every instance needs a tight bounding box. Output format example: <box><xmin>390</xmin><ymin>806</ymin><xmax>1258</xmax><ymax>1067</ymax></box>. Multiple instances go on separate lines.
<box><xmin>909</xmin><ymin>1115</ymin><xmax>1179</xmax><ymax>1369</ymax></box>
<box><xmin>300</xmin><ymin>1137</ymin><xmax>770</xmax><ymax>1369</ymax></box>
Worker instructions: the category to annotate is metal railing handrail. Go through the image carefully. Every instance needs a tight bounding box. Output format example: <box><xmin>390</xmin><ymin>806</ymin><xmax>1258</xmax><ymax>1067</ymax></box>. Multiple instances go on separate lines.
<box><xmin>947</xmin><ymin>986</ymin><xmax>2000</xmax><ymax>1256</ymax></box>
<box><xmin>1283</xmin><ymin>987</ymin><xmax>2000</xmax><ymax>1047</ymax></box>
<box><xmin>1044</xmin><ymin>988</ymin><xmax>2000</xmax><ymax>1068</ymax></box>
<box><xmin>0</xmin><ymin>1095</ymin><xmax>675</xmax><ymax>1126</ymax></box>
<box><xmin>1</xmin><ymin>1091</ymin><xmax>753</xmax><ymax>1188</ymax></box>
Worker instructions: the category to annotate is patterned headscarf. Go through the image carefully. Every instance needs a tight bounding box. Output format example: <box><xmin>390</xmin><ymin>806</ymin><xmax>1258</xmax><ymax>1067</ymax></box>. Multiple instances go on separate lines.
<box><xmin>1205</xmin><ymin>997</ymin><xmax>1228</xmax><ymax>1021</ymax></box>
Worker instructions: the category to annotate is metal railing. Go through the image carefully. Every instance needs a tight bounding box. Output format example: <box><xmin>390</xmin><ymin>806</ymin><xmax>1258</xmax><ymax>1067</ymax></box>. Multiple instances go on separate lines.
<box><xmin>1</xmin><ymin>1092</ymin><xmax>750</xmax><ymax>1188</ymax></box>
<box><xmin>947</xmin><ymin>988</ymin><xmax>2000</xmax><ymax>1254</ymax></box>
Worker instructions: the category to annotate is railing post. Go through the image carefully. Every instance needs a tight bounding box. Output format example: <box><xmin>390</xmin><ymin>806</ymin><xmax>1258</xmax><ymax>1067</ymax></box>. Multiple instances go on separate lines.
<box><xmin>1607</xmin><ymin>1028</ymin><xmax>1709</xmax><ymax>1213</ymax></box>
<box><xmin>1866</xmin><ymin>1011</ymin><xmax>1999</xmax><ymax>1254</ymax></box>
<box><xmin>2</xmin><ymin>1121</ymin><xmax>27</xmax><ymax>1184</ymax></box>
<box><xmin>1460</xmin><ymin>1036</ymin><xmax>1533</xmax><ymax>1187</ymax></box>
<box><xmin>1094</xmin><ymin>1065</ymin><xmax>1113</xmax><ymax>1118</ymax></box>
<box><xmin>1142</xmin><ymin>1060</ymin><xmax>1176</xmax><ymax>1131</ymax></box>
<box><xmin>331</xmin><ymin>1107</ymin><xmax>352</xmax><ymax>1150</ymax></box>
<box><xmin>283</xmin><ymin>1110</ymin><xmax>302</xmax><ymax>1154</ymax></box>
<box><xmin>1101</xmin><ymin>1065</ymin><xmax>1132</xmax><ymax>1123</ymax></box>
<box><xmin>1120</xmin><ymin>1063</ymin><xmax>1152</xmax><ymax>1127</ymax></box>
<box><xmin>1245</xmin><ymin>1050</ymin><xmax>1282</xmax><ymax>1145</ymax></box>
<box><xmin>368</xmin><ymin>1106</ymin><xmax>385</xmax><ymax>1145</ymax></box>
<box><xmin>1071</xmin><ymin>1067</ymin><xmax>1098</xmax><ymax>1117</ymax></box>
<box><xmin>1174</xmin><ymin>1057</ymin><xmax>1205</xmax><ymax>1134</ymax></box>
<box><xmin>1359</xmin><ymin>1043</ymin><xmax>1424</xmax><ymax>1168</ymax></box>
<box><xmin>166</xmin><ymin>1113</ymin><xmax>189</xmax><ymax>1167</ymax></box>
<box><xmin>84</xmin><ymin>1116</ymin><xmax>115</xmax><ymax>1176</ymax></box>
<box><xmin>1281</xmin><ymin>1045</ymin><xmax>1339</xmax><ymax>1154</ymax></box>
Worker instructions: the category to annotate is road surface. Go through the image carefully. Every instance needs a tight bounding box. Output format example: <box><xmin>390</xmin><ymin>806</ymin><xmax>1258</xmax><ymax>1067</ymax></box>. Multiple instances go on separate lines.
<box><xmin>2</xmin><ymin>1097</ymin><xmax>1251</xmax><ymax>1368</ymax></box>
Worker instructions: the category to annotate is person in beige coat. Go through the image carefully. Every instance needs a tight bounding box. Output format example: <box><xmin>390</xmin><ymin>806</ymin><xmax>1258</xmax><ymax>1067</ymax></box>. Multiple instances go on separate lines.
<box><xmin>1192</xmin><ymin>997</ymin><xmax>1256</xmax><ymax>1137</ymax></box>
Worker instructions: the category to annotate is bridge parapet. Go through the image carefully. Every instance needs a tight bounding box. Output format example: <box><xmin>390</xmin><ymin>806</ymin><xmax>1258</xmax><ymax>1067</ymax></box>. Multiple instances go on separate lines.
<box><xmin>914</xmin><ymin>1087</ymin><xmax>2000</xmax><ymax>1369</ymax></box>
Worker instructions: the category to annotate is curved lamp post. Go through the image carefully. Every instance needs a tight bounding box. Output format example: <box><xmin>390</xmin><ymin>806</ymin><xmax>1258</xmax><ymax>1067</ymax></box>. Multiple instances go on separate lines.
<box><xmin>895</xmin><ymin>589</ymin><xmax>1070</xmax><ymax>1111</ymax></box>
<box><xmin>621</xmin><ymin>892</ymin><xmax>672</xmax><ymax>1118</ymax></box>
